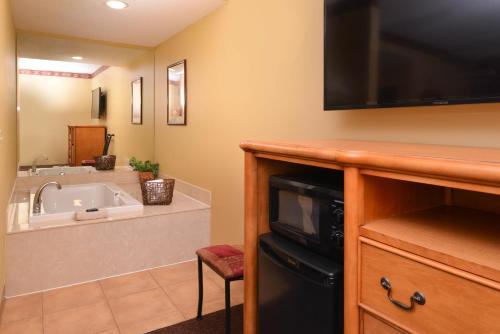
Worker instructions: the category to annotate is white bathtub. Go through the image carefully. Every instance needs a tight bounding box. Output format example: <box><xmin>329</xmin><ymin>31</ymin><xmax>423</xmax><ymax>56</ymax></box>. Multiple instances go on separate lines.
<box><xmin>29</xmin><ymin>182</ymin><xmax>143</xmax><ymax>226</ymax></box>
<box><xmin>33</xmin><ymin>166</ymin><xmax>96</xmax><ymax>176</ymax></box>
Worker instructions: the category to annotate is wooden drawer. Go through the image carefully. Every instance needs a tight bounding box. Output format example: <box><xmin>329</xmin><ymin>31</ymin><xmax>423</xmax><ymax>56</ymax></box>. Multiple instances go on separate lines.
<box><xmin>360</xmin><ymin>240</ymin><xmax>500</xmax><ymax>334</ymax></box>
<box><xmin>362</xmin><ymin>311</ymin><xmax>405</xmax><ymax>334</ymax></box>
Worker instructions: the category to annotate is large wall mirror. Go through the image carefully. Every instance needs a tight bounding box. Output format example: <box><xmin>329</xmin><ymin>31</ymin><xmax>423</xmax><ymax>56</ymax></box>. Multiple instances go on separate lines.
<box><xmin>16</xmin><ymin>32</ymin><xmax>156</xmax><ymax>169</ymax></box>
<box><xmin>167</xmin><ymin>60</ymin><xmax>187</xmax><ymax>125</ymax></box>
<box><xmin>131</xmin><ymin>77</ymin><xmax>143</xmax><ymax>125</ymax></box>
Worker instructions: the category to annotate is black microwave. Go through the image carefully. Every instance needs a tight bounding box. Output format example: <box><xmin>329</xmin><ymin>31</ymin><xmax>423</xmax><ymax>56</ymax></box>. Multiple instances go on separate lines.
<box><xmin>269</xmin><ymin>174</ymin><xmax>344</xmax><ymax>262</ymax></box>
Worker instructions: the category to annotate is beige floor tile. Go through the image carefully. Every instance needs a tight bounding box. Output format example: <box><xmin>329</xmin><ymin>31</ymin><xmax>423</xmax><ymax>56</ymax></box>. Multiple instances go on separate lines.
<box><xmin>207</xmin><ymin>272</ymin><xmax>244</xmax><ymax>303</ymax></box>
<box><xmin>119</xmin><ymin>312</ymin><xmax>185</xmax><ymax>334</ymax></box>
<box><xmin>180</xmin><ymin>297</ymin><xmax>226</xmax><ymax>320</ymax></box>
<box><xmin>204</xmin><ymin>268</ymin><xmax>224</xmax><ymax>286</ymax></box>
<box><xmin>229</xmin><ymin>280</ymin><xmax>244</xmax><ymax>305</ymax></box>
<box><xmin>100</xmin><ymin>271</ymin><xmax>158</xmax><ymax>299</ymax></box>
<box><xmin>162</xmin><ymin>277</ymin><xmax>225</xmax><ymax>316</ymax></box>
<box><xmin>43</xmin><ymin>301</ymin><xmax>115</xmax><ymax>334</ymax></box>
<box><xmin>0</xmin><ymin>316</ymin><xmax>43</xmax><ymax>334</ymax></box>
<box><xmin>0</xmin><ymin>293</ymin><xmax>42</xmax><ymax>324</ymax></box>
<box><xmin>108</xmin><ymin>288</ymin><xmax>183</xmax><ymax>333</ymax></box>
<box><xmin>150</xmin><ymin>260</ymin><xmax>199</xmax><ymax>286</ymax></box>
<box><xmin>43</xmin><ymin>281</ymin><xmax>106</xmax><ymax>314</ymax></box>
<box><xmin>96</xmin><ymin>329</ymin><xmax>120</xmax><ymax>334</ymax></box>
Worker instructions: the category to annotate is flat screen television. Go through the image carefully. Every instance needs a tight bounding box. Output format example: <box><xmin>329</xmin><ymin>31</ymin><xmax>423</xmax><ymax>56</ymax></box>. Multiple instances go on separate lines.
<box><xmin>324</xmin><ymin>0</ymin><xmax>500</xmax><ymax>109</ymax></box>
<box><xmin>91</xmin><ymin>87</ymin><xmax>106</xmax><ymax>119</ymax></box>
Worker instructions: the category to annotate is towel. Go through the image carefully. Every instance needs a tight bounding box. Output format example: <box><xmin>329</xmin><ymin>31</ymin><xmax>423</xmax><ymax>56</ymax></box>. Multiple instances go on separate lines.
<box><xmin>75</xmin><ymin>208</ymin><xmax>109</xmax><ymax>221</ymax></box>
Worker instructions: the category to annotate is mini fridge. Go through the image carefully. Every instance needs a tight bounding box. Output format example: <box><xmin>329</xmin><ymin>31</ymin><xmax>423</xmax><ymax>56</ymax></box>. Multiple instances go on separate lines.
<box><xmin>258</xmin><ymin>233</ymin><xmax>343</xmax><ymax>334</ymax></box>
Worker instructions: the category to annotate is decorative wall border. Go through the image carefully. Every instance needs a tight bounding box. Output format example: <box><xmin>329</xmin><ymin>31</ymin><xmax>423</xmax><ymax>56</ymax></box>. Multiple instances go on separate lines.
<box><xmin>18</xmin><ymin>65</ymin><xmax>109</xmax><ymax>79</ymax></box>
<box><xmin>90</xmin><ymin>65</ymin><xmax>109</xmax><ymax>78</ymax></box>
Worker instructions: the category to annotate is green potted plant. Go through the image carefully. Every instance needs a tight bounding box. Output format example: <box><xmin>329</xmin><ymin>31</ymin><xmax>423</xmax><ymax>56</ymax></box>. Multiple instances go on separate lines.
<box><xmin>129</xmin><ymin>157</ymin><xmax>160</xmax><ymax>183</ymax></box>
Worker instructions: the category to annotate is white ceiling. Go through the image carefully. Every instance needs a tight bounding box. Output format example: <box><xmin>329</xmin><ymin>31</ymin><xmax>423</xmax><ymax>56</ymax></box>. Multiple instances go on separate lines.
<box><xmin>11</xmin><ymin>0</ymin><xmax>226</xmax><ymax>47</ymax></box>
<box><xmin>17</xmin><ymin>32</ymin><xmax>150</xmax><ymax>67</ymax></box>
<box><xmin>18</xmin><ymin>58</ymin><xmax>102</xmax><ymax>74</ymax></box>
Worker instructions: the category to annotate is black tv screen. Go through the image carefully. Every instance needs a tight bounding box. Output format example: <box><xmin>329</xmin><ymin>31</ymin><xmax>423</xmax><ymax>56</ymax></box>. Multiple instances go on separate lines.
<box><xmin>91</xmin><ymin>87</ymin><xmax>103</xmax><ymax>119</ymax></box>
<box><xmin>324</xmin><ymin>0</ymin><xmax>500</xmax><ymax>109</ymax></box>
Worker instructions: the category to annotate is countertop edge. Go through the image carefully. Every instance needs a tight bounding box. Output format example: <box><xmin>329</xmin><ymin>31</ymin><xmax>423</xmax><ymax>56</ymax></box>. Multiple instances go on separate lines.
<box><xmin>239</xmin><ymin>139</ymin><xmax>500</xmax><ymax>185</ymax></box>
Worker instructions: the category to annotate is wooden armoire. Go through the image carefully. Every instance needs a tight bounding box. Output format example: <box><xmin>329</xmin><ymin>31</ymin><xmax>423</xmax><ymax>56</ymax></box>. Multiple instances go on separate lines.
<box><xmin>68</xmin><ymin>126</ymin><xmax>106</xmax><ymax>166</ymax></box>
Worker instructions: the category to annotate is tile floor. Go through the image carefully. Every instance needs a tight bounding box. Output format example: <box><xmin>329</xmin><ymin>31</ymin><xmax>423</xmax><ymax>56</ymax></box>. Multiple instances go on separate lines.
<box><xmin>0</xmin><ymin>260</ymin><xmax>244</xmax><ymax>334</ymax></box>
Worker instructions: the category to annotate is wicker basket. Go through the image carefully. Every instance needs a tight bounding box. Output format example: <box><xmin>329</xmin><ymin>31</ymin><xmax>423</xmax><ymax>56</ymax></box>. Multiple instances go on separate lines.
<box><xmin>95</xmin><ymin>155</ymin><xmax>116</xmax><ymax>170</ymax></box>
<box><xmin>141</xmin><ymin>178</ymin><xmax>175</xmax><ymax>205</ymax></box>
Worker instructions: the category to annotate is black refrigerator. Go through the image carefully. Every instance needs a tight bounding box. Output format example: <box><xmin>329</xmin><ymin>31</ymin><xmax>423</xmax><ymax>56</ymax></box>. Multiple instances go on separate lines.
<box><xmin>258</xmin><ymin>233</ymin><xmax>343</xmax><ymax>334</ymax></box>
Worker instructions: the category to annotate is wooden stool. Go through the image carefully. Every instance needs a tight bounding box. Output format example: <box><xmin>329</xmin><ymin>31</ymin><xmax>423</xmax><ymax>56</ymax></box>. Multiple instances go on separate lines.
<box><xmin>196</xmin><ymin>245</ymin><xmax>244</xmax><ymax>334</ymax></box>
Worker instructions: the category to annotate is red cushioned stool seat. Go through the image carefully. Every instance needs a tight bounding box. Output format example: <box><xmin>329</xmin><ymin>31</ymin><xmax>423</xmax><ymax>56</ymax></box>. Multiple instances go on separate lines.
<box><xmin>196</xmin><ymin>245</ymin><xmax>244</xmax><ymax>280</ymax></box>
<box><xmin>196</xmin><ymin>244</ymin><xmax>244</xmax><ymax>334</ymax></box>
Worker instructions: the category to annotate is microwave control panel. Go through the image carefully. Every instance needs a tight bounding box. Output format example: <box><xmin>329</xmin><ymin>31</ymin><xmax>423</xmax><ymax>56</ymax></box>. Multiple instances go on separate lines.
<box><xmin>330</xmin><ymin>200</ymin><xmax>344</xmax><ymax>247</ymax></box>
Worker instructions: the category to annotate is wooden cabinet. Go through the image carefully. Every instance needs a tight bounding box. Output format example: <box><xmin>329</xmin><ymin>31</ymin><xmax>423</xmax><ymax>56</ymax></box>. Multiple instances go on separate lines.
<box><xmin>240</xmin><ymin>139</ymin><xmax>500</xmax><ymax>334</ymax></box>
<box><xmin>360</xmin><ymin>241</ymin><xmax>500</xmax><ymax>334</ymax></box>
<box><xmin>362</xmin><ymin>311</ymin><xmax>405</xmax><ymax>334</ymax></box>
<box><xmin>68</xmin><ymin>126</ymin><xmax>106</xmax><ymax>166</ymax></box>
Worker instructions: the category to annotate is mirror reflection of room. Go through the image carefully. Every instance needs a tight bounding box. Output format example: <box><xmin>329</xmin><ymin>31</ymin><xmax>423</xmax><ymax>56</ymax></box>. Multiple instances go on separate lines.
<box><xmin>17</xmin><ymin>32</ymin><xmax>155</xmax><ymax>173</ymax></box>
<box><xmin>167</xmin><ymin>60</ymin><xmax>186</xmax><ymax>125</ymax></box>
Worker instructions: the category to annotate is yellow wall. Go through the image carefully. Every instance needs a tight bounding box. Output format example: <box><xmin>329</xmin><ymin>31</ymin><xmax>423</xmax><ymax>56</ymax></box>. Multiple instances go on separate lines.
<box><xmin>154</xmin><ymin>0</ymin><xmax>500</xmax><ymax>244</ymax></box>
<box><xmin>0</xmin><ymin>0</ymin><xmax>16</xmax><ymax>293</ymax></box>
<box><xmin>92</xmin><ymin>51</ymin><xmax>155</xmax><ymax>165</ymax></box>
<box><xmin>18</xmin><ymin>75</ymin><xmax>96</xmax><ymax>165</ymax></box>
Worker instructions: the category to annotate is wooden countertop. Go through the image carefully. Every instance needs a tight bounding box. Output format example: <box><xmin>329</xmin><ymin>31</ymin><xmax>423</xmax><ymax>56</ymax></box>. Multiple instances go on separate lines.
<box><xmin>240</xmin><ymin>139</ymin><xmax>500</xmax><ymax>184</ymax></box>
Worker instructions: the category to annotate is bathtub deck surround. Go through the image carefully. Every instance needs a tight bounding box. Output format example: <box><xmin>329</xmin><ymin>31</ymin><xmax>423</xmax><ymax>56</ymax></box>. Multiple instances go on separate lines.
<box><xmin>30</xmin><ymin>166</ymin><xmax>96</xmax><ymax>177</ymax></box>
<box><xmin>0</xmin><ymin>260</ymin><xmax>244</xmax><ymax>334</ymax></box>
<box><xmin>5</xmin><ymin>170</ymin><xmax>211</xmax><ymax>297</ymax></box>
<box><xmin>16</xmin><ymin>165</ymin><xmax>136</xmax><ymax>182</ymax></box>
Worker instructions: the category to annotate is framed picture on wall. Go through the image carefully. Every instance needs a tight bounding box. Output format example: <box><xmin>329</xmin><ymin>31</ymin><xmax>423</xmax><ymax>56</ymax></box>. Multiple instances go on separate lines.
<box><xmin>131</xmin><ymin>77</ymin><xmax>143</xmax><ymax>124</ymax></box>
<box><xmin>167</xmin><ymin>60</ymin><xmax>187</xmax><ymax>125</ymax></box>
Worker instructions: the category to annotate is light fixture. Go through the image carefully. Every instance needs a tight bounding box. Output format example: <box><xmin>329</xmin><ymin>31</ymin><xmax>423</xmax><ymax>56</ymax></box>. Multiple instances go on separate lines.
<box><xmin>106</xmin><ymin>0</ymin><xmax>129</xmax><ymax>10</ymax></box>
<box><xmin>72</xmin><ymin>56</ymin><xmax>83</xmax><ymax>60</ymax></box>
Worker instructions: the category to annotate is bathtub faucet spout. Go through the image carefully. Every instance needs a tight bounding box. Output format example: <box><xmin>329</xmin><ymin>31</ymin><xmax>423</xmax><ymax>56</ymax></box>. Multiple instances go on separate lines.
<box><xmin>31</xmin><ymin>154</ymin><xmax>48</xmax><ymax>173</ymax></box>
<box><xmin>33</xmin><ymin>182</ymin><xmax>62</xmax><ymax>214</ymax></box>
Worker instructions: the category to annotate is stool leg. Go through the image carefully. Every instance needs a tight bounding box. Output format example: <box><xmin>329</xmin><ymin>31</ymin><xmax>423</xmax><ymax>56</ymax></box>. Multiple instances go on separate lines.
<box><xmin>197</xmin><ymin>256</ymin><xmax>203</xmax><ymax>320</ymax></box>
<box><xmin>225</xmin><ymin>279</ymin><xmax>231</xmax><ymax>334</ymax></box>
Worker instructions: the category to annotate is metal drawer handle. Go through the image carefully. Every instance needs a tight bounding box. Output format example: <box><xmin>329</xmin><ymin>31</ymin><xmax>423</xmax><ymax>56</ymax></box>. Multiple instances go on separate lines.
<box><xmin>380</xmin><ymin>277</ymin><xmax>426</xmax><ymax>311</ymax></box>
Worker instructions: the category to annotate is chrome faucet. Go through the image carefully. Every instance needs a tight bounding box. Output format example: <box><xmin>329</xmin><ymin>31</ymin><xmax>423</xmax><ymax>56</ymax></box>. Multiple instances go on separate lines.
<box><xmin>33</xmin><ymin>182</ymin><xmax>62</xmax><ymax>214</ymax></box>
<box><xmin>31</xmin><ymin>155</ymin><xmax>48</xmax><ymax>173</ymax></box>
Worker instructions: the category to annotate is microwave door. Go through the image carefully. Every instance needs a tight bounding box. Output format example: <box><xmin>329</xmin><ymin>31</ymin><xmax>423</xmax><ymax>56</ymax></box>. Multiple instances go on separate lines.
<box><xmin>278</xmin><ymin>190</ymin><xmax>320</xmax><ymax>236</ymax></box>
<box><xmin>270</xmin><ymin>190</ymin><xmax>330</xmax><ymax>246</ymax></box>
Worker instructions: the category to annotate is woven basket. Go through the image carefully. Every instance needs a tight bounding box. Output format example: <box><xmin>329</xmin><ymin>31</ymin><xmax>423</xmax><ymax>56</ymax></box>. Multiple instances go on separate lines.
<box><xmin>95</xmin><ymin>155</ymin><xmax>116</xmax><ymax>170</ymax></box>
<box><xmin>141</xmin><ymin>178</ymin><xmax>175</xmax><ymax>205</ymax></box>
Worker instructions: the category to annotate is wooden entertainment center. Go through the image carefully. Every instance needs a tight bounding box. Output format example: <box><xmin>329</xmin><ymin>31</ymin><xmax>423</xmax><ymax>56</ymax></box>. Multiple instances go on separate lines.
<box><xmin>67</xmin><ymin>125</ymin><xmax>107</xmax><ymax>166</ymax></box>
<box><xmin>240</xmin><ymin>139</ymin><xmax>500</xmax><ymax>334</ymax></box>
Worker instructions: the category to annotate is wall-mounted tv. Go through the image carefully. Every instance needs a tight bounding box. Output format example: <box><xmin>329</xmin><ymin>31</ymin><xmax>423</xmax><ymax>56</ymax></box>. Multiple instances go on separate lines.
<box><xmin>91</xmin><ymin>87</ymin><xmax>106</xmax><ymax>119</ymax></box>
<box><xmin>324</xmin><ymin>0</ymin><xmax>500</xmax><ymax>110</ymax></box>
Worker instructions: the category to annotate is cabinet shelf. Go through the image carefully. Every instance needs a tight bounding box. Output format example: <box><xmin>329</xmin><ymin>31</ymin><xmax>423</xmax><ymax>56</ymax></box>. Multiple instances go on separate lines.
<box><xmin>360</xmin><ymin>205</ymin><xmax>500</xmax><ymax>283</ymax></box>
